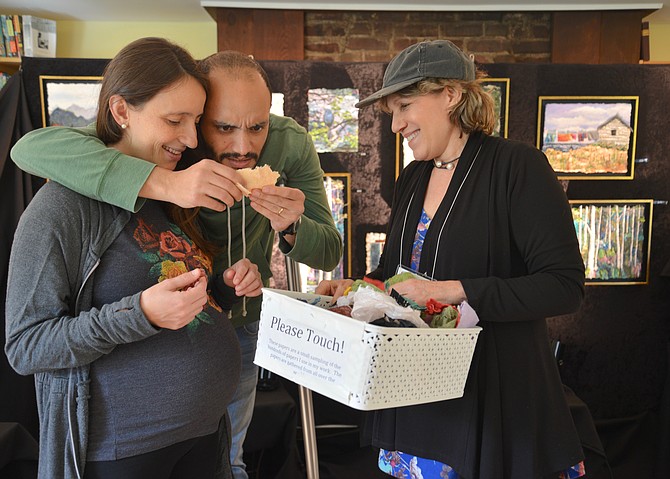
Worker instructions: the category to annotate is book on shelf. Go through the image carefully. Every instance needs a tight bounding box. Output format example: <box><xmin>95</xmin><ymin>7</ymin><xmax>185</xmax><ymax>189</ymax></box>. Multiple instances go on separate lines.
<box><xmin>1</xmin><ymin>14</ymin><xmax>19</xmax><ymax>57</ymax></box>
<box><xmin>0</xmin><ymin>20</ymin><xmax>5</xmax><ymax>57</ymax></box>
<box><xmin>1</xmin><ymin>71</ymin><xmax>10</xmax><ymax>89</ymax></box>
<box><xmin>640</xmin><ymin>21</ymin><xmax>650</xmax><ymax>62</ymax></box>
<box><xmin>12</xmin><ymin>15</ymin><xmax>23</xmax><ymax>56</ymax></box>
<box><xmin>0</xmin><ymin>14</ymin><xmax>55</xmax><ymax>58</ymax></box>
<box><xmin>22</xmin><ymin>15</ymin><xmax>56</xmax><ymax>58</ymax></box>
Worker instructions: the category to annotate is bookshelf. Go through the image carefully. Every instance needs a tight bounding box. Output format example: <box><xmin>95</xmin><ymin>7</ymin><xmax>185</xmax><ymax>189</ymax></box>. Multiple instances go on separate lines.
<box><xmin>1</xmin><ymin>14</ymin><xmax>57</xmax><ymax>75</ymax></box>
<box><xmin>0</xmin><ymin>56</ymin><xmax>21</xmax><ymax>74</ymax></box>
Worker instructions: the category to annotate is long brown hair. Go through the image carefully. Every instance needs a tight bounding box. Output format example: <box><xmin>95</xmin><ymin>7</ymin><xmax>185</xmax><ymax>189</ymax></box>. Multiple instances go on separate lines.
<box><xmin>96</xmin><ymin>37</ymin><xmax>219</xmax><ymax>259</ymax></box>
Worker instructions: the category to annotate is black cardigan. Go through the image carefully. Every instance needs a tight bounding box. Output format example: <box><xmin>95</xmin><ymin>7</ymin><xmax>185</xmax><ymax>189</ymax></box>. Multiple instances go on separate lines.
<box><xmin>365</xmin><ymin>132</ymin><xmax>586</xmax><ymax>478</ymax></box>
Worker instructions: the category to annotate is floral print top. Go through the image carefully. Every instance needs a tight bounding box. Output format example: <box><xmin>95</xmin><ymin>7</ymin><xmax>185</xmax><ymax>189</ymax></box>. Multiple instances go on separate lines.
<box><xmin>86</xmin><ymin>201</ymin><xmax>241</xmax><ymax>461</ymax></box>
<box><xmin>378</xmin><ymin>449</ymin><xmax>586</xmax><ymax>479</ymax></box>
<box><xmin>410</xmin><ymin>209</ymin><xmax>432</xmax><ymax>271</ymax></box>
<box><xmin>132</xmin><ymin>214</ymin><xmax>223</xmax><ymax>334</ymax></box>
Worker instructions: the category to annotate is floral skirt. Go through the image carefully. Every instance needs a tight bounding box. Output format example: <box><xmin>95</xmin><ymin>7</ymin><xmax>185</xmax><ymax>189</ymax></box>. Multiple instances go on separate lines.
<box><xmin>378</xmin><ymin>449</ymin><xmax>586</xmax><ymax>479</ymax></box>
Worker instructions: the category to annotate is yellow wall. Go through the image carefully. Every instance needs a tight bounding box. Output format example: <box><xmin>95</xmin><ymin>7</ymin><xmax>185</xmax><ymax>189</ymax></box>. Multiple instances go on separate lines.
<box><xmin>57</xmin><ymin>21</ymin><xmax>217</xmax><ymax>60</ymax></box>
<box><xmin>649</xmin><ymin>22</ymin><xmax>670</xmax><ymax>61</ymax></box>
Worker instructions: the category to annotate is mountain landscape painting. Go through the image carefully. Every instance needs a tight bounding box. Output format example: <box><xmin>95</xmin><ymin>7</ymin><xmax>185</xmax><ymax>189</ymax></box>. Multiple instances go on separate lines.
<box><xmin>40</xmin><ymin>75</ymin><xmax>103</xmax><ymax>127</ymax></box>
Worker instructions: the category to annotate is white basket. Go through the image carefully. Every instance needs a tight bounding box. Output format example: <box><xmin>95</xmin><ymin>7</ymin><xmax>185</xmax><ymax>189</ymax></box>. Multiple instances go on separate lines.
<box><xmin>255</xmin><ymin>288</ymin><xmax>481</xmax><ymax>410</ymax></box>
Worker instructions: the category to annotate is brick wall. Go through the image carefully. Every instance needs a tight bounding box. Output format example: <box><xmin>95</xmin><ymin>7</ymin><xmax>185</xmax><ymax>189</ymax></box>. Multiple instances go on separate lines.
<box><xmin>305</xmin><ymin>11</ymin><xmax>552</xmax><ymax>63</ymax></box>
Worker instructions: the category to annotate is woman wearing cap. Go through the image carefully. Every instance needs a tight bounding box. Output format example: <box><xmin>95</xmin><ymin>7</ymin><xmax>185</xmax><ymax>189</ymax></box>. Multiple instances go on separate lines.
<box><xmin>316</xmin><ymin>40</ymin><xmax>586</xmax><ymax>478</ymax></box>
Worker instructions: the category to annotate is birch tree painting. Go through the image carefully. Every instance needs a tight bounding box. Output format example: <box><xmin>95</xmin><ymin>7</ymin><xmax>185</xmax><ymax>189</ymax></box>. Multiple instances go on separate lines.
<box><xmin>571</xmin><ymin>200</ymin><xmax>653</xmax><ymax>284</ymax></box>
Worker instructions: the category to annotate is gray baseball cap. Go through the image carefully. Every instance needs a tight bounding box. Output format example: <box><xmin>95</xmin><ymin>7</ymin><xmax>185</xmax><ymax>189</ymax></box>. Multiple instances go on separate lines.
<box><xmin>356</xmin><ymin>39</ymin><xmax>476</xmax><ymax>108</ymax></box>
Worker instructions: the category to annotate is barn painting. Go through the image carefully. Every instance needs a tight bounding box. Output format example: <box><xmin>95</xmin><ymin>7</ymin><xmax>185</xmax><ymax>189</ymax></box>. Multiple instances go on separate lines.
<box><xmin>537</xmin><ymin>96</ymin><xmax>639</xmax><ymax>179</ymax></box>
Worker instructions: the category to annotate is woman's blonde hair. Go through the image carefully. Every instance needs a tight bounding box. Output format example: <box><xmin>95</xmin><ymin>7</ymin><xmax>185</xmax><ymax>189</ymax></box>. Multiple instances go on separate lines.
<box><xmin>380</xmin><ymin>73</ymin><xmax>496</xmax><ymax>135</ymax></box>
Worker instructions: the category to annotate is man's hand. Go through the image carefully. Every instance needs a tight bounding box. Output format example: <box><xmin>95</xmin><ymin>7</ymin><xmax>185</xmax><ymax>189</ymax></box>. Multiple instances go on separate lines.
<box><xmin>140</xmin><ymin>269</ymin><xmax>208</xmax><ymax>330</ymax></box>
<box><xmin>248</xmin><ymin>185</ymin><xmax>305</xmax><ymax>232</ymax></box>
<box><xmin>140</xmin><ymin>159</ymin><xmax>245</xmax><ymax>211</ymax></box>
<box><xmin>223</xmin><ymin>258</ymin><xmax>263</xmax><ymax>297</ymax></box>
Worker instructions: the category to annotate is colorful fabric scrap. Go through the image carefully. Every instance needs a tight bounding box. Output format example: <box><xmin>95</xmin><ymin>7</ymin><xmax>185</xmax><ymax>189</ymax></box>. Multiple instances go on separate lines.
<box><xmin>379</xmin><ymin>449</ymin><xmax>586</xmax><ymax>479</ymax></box>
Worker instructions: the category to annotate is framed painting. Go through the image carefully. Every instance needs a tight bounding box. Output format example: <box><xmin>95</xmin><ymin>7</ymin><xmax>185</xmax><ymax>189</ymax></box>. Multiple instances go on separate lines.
<box><xmin>570</xmin><ymin>199</ymin><xmax>653</xmax><ymax>285</ymax></box>
<box><xmin>307</xmin><ymin>87</ymin><xmax>359</xmax><ymax>153</ymax></box>
<box><xmin>481</xmin><ymin>77</ymin><xmax>510</xmax><ymax>138</ymax></box>
<box><xmin>365</xmin><ymin>232</ymin><xmax>386</xmax><ymax>273</ymax></box>
<box><xmin>395</xmin><ymin>78</ymin><xmax>510</xmax><ymax>177</ymax></box>
<box><xmin>537</xmin><ymin>96</ymin><xmax>639</xmax><ymax>180</ymax></box>
<box><xmin>270</xmin><ymin>92</ymin><xmax>285</xmax><ymax>116</ymax></box>
<box><xmin>40</xmin><ymin>75</ymin><xmax>103</xmax><ymax>127</ymax></box>
<box><xmin>298</xmin><ymin>173</ymin><xmax>352</xmax><ymax>292</ymax></box>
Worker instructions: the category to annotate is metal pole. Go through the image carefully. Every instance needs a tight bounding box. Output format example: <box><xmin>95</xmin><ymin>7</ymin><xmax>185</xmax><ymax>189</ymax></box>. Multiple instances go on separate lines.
<box><xmin>285</xmin><ymin>257</ymin><xmax>320</xmax><ymax>479</ymax></box>
<box><xmin>298</xmin><ymin>385</ymin><xmax>319</xmax><ymax>479</ymax></box>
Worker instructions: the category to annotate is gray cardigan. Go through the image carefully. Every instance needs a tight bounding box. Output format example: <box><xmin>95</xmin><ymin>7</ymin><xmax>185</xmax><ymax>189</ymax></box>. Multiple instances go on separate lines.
<box><xmin>5</xmin><ymin>182</ymin><xmax>159</xmax><ymax>479</ymax></box>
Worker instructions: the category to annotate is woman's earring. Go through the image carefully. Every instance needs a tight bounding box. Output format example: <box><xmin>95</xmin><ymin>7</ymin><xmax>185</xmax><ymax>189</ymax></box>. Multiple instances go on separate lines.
<box><xmin>121</xmin><ymin>123</ymin><xmax>127</xmax><ymax>129</ymax></box>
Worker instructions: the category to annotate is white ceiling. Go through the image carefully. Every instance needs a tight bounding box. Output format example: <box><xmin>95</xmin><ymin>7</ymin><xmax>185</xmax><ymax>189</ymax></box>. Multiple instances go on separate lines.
<box><xmin>0</xmin><ymin>0</ymin><xmax>665</xmax><ymax>22</ymax></box>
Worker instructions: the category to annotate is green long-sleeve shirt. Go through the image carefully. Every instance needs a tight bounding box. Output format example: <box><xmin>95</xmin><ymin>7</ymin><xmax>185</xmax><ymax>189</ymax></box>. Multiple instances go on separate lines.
<box><xmin>12</xmin><ymin>114</ymin><xmax>343</xmax><ymax>327</ymax></box>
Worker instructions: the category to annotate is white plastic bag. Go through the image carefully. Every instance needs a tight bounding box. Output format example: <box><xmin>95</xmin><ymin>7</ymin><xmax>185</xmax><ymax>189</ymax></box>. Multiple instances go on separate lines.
<box><xmin>457</xmin><ymin>301</ymin><xmax>480</xmax><ymax>328</ymax></box>
<box><xmin>348</xmin><ymin>286</ymin><xmax>428</xmax><ymax>328</ymax></box>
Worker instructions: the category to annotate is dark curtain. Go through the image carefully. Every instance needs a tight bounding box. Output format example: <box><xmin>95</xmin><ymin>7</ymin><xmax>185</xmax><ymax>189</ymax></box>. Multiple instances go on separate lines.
<box><xmin>0</xmin><ymin>71</ymin><xmax>39</xmax><ymax>441</ymax></box>
<box><xmin>655</xmin><ymin>342</ymin><xmax>670</xmax><ymax>478</ymax></box>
